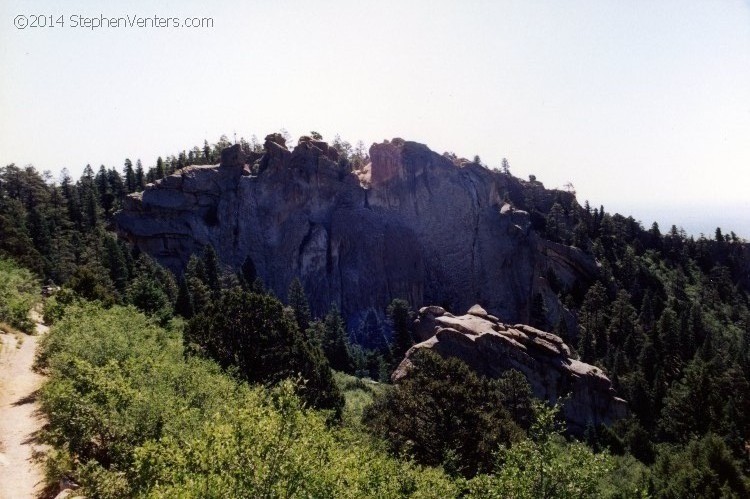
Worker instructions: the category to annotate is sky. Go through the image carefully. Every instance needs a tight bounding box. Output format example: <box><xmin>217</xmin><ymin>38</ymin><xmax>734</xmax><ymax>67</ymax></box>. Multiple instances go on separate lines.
<box><xmin>1</xmin><ymin>0</ymin><xmax>749</xmax><ymax>237</ymax></box>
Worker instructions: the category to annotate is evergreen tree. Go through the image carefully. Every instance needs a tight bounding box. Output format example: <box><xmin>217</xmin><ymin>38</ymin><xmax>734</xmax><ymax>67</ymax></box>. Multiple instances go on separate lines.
<box><xmin>606</xmin><ymin>290</ymin><xmax>639</xmax><ymax>355</ymax></box>
<box><xmin>156</xmin><ymin>156</ymin><xmax>165</xmax><ymax>179</ymax></box>
<box><xmin>203</xmin><ymin>140</ymin><xmax>212</xmax><ymax>163</ymax></box>
<box><xmin>107</xmin><ymin>167</ymin><xmax>125</xmax><ymax>211</ymax></box>
<box><xmin>501</xmin><ymin>157</ymin><xmax>510</xmax><ymax>175</ymax></box>
<box><xmin>124</xmin><ymin>159</ymin><xmax>136</xmax><ymax>193</ymax></box>
<box><xmin>103</xmin><ymin>236</ymin><xmax>129</xmax><ymax>293</ymax></box>
<box><xmin>200</xmin><ymin>245</ymin><xmax>221</xmax><ymax>294</ymax></box>
<box><xmin>135</xmin><ymin>159</ymin><xmax>145</xmax><ymax>191</ymax></box>
<box><xmin>322</xmin><ymin>304</ymin><xmax>354</xmax><ymax>373</ymax></box>
<box><xmin>387</xmin><ymin>298</ymin><xmax>413</xmax><ymax>365</ymax></box>
<box><xmin>656</xmin><ymin>306</ymin><xmax>682</xmax><ymax>382</ymax></box>
<box><xmin>175</xmin><ymin>277</ymin><xmax>193</xmax><ymax>318</ymax></box>
<box><xmin>185</xmin><ymin>288</ymin><xmax>344</xmax><ymax>416</ymax></box>
<box><xmin>579</xmin><ymin>281</ymin><xmax>610</xmax><ymax>359</ymax></box>
<box><xmin>363</xmin><ymin>350</ymin><xmax>527</xmax><ymax>477</ymax></box>
<box><xmin>578</xmin><ymin>327</ymin><xmax>595</xmax><ymax>363</ymax></box>
<box><xmin>126</xmin><ymin>271</ymin><xmax>172</xmax><ymax>323</ymax></box>
<box><xmin>287</xmin><ymin>278</ymin><xmax>312</xmax><ymax>333</ymax></box>
<box><xmin>545</xmin><ymin>202</ymin><xmax>568</xmax><ymax>243</ymax></box>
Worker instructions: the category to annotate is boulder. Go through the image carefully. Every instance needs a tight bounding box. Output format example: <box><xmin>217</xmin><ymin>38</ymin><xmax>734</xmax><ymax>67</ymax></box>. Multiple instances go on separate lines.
<box><xmin>394</xmin><ymin>307</ymin><xmax>628</xmax><ymax>434</ymax></box>
<box><xmin>467</xmin><ymin>304</ymin><xmax>489</xmax><ymax>317</ymax></box>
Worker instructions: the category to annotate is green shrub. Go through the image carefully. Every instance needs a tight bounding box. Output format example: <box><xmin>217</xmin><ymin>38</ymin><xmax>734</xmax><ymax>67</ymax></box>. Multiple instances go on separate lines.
<box><xmin>363</xmin><ymin>350</ymin><xmax>528</xmax><ymax>477</ymax></box>
<box><xmin>0</xmin><ymin>257</ymin><xmax>38</xmax><ymax>333</ymax></box>
<box><xmin>42</xmin><ymin>288</ymin><xmax>78</xmax><ymax>325</ymax></box>
<box><xmin>185</xmin><ymin>287</ymin><xmax>344</xmax><ymax>417</ymax></box>
<box><xmin>465</xmin><ymin>404</ymin><xmax>614</xmax><ymax>498</ymax></box>
<box><xmin>39</xmin><ymin>302</ymin><xmax>458</xmax><ymax>497</ymax></box>
<box><xmin>649</xmin><ymin>434</ymin><xmax>750</xmax><ymax>498</ymax></box>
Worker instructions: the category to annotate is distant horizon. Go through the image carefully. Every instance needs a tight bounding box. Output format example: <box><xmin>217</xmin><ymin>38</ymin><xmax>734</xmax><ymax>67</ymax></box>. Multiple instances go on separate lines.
<box><xmin>596</xmin><ymin>201</ymin><xmax>750</xmax><ymax>242</ymax></box>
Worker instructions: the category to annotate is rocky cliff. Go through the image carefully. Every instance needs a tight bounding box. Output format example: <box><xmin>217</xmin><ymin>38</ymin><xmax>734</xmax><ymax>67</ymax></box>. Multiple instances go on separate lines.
<box><xmin>394</xmin><ymin>304</ymin><xmax>628</xmax><ymax>433</ymax></box>
<box><xmin>115</xmin><ymin>135</ymin><xmax>597</xmax><ymax>337</ymax></box>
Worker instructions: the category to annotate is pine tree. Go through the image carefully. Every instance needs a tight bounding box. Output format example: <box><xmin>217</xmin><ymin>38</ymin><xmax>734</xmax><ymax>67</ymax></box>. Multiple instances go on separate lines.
<box><xmin>156</xmin><ymin>156</ymin><xmax>165</xmax><ymax>180</ymax></box>
<box><xmin>501</xmin><ymin>157</ymin><xmax>510</xmax><ymax>175</ymax></box>
<box><xmin>96</xmin><ymin>165</ymin><xmax>115</xmax><ymax>217</ymax></box>
<box><xmin>107</xmin><ymin>167</ymin><xmax>125</xmax><ymax>210</ymax></box>
<box><xmin>83</xmin><ymin>189</ymin><xmax>99</xmax><ymax>230</ymax></box>
<box><xmin>124</xmin><ymin>159</ymin><xmax>136</xmax><ymax>193</ymax></box>
<box><xmin>287</xmin><ymin>278</ymin><xmax>312</xmax><ymax>333</ymax></box>
<box><xmin>657</xmin><ymin>306</ymin><xmax>682</xmax><ymax>381</ymax></box>
<box><xmin>201</xmin><ymin>245</ymin><xmax>221</xmax><ymax>294</ymax></box>
<box><xmin>175</xmin><ymin>277</ymin><xmax>193</xmax><ymax>318</ymax></box>
<box><xmin>186</xmin><ymin>254</ymin><xmax>207</xmax><ymax>283</ymax></box>
<box><xmin>95</xmin><ymin>165</ymin><xmax>109</xmax><ymax>206</ymax></box>
<box><xmin>606</xmin><ymin>290</ymin><xmax>639</xmax><ymax>352</ymax></box>
<box><xmin>185</xmin><ymin>289</ymin><xmax>344</xmax><ymax>416</ymax></box>
<box><xmin>203</xmin><ymin>140</ymin><xmax>212</xmax><ymax>163</ymax></box>
<box><xmin>322</xmin><ymin>304</ymin><xmax>354</xmax><ymax>373</ymax></box>
<box><xmin>579</xmin><ymin>281</ymin><xmax>609</xmax><ymax>359</ymax></box>
<box><xmin>135</xmin><ymin>159</ymin><xmax>145</xmax><ymax>191</ymax></box>
<box><xmin>103</xmin><ymin>236</ymin><xmax>129</xmax><ymax>293</ymax></box>
<box><xmin>357</xmin><ymin>308</ymin><xmax>386</xmax><ymax>351</ymax></box>
<box><xmin>388</xmin><ymin>299</ymin><xmax>413</xmax><ymax>365</ymax></box>
<box><xmin>545</xmin><ymin>203</ymin><xmax>568</xmax><ymax>243</ymax></box>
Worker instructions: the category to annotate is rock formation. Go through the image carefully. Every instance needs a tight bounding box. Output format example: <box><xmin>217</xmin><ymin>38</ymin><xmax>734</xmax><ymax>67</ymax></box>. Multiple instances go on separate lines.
<box><xmin>115</xmin><ymin>135</ymin><xmax>597</xmax><ymax>340</ymax></box>
<box><xmin>393</xmin><ymin>305</ymin><xmax>628</xmax><ymax>433</ymax></box>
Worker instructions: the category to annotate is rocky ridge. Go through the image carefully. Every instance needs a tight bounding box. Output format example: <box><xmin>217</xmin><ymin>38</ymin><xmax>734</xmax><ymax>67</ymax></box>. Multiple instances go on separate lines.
<box><xmin>394</xmin><ymin>304</ymin><xmax>628</xmax><ymax>432</ymax></box>
<box><xmin>115</xmin><ymin>135</ymin><xmax>597</xmax><ymax>338</ymax></box>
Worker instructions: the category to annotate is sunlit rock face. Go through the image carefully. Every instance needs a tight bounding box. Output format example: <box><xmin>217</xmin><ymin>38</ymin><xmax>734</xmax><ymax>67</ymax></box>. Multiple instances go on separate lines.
<box><xmin>115</xmin><ymin>136</ymin><xmax>595</xmax><ymax>342</ymax></box>
<box><xmin>394</xmin><ymin>305</ymin><xmax>628</xmax><ymax>433</ymax></box>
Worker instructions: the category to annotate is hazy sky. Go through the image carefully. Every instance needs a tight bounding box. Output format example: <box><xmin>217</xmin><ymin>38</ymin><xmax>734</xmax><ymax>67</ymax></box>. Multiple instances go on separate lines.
<box><xmin>1</xmin><ymin>0</ymin><xmax>749</xmax><ymax>236</ymax></box>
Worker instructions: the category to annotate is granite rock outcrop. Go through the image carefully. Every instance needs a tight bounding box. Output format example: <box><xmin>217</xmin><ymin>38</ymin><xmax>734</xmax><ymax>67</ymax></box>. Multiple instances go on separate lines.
<box><xmin>395</xmin><ymin>305</ymin><xmax>628</xmax><ymax>433</ymax></box>
<box><xmin>115</xmin><ymin>136</ymin><xmax>596</xmax><ymax>338</ymax></box>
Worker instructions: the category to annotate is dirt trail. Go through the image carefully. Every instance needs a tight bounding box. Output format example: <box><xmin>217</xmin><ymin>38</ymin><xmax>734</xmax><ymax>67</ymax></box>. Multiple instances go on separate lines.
<box><xmin>0</xmin><ymin>312</ymin><xmax>49</xmax><ymax>499</ymax></box>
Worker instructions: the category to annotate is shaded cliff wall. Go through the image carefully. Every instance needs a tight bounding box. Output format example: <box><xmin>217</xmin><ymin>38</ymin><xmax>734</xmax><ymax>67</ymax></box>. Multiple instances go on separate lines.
<box><xmin>115</xmin><ymin>136</ymin><xmax>597</xmax><ymax>335</ymax></box>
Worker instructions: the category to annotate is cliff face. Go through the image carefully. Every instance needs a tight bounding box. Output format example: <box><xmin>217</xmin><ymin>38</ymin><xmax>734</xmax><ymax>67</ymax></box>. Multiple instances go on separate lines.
<box><xmin>395</xmin><ymin>305</ymin><xmax>628</xmax><ymax>433</ymax></box>
<box><xmin>115</xmin><ymin>135</ymin><xmax>596</xmax><ymax>335</ymax></box>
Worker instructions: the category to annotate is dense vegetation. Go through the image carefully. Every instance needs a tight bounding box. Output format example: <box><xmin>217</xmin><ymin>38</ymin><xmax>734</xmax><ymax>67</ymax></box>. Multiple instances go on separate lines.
<box><xmin>524</xmin><ymin>192</ymin><xmax>750</xmax><ymax>485</ymax></box>
<box><xmin>184</xmin><ymin>286</ymin><xmax>345</xmax><ymax>416</ymax></box>
<box><xmin>0</xmin><ymin>257</ymin><xmax>38</xmax><ymax>333</ymax></box>
<box><xmin>2</xmin><ymin>134</ymin><xmax>750</xmax><ymax>496</ymax></box>
<box><xmin>38</xmin><ymin>300</ymin><xmax>643</xmax><ymax>498</ymax></box>
<box><xmin>37</xmin><ymin>303</ymin><xmax>460</xmax><ymax>497</ymax></box>
<box><xmin>364</xmin><ymin>350</ymin><xmax>530</xmax><ymax>478</ymax></box>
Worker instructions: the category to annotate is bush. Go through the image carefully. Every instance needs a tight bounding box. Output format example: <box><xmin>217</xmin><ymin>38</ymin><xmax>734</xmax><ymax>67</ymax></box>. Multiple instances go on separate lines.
<box><xmin>185</xmin><ymin>287</ymin><xmax>344</xmax><ymax>417</ymax></box>
<box><xmin>38</xmin><ymin>302</ymin><xmax>458</xmax><ymax>497</ymax></box>
<box><xmin>465</xmin><ymin>404</ymin><xmax>614</xmax><ymax>499</ymax></box>
<box><xmin>42</xmin><ymin>288</ymin><xmax>78</xmax><ymax>325</ymax></box>
<box><xmin>649</xmin><ymin>434</ymin><xmax>750</xmax><ymax>498</ymax></box>
<box><xmin>363</xmin><ymin>350</ymin><xmax>528</xmax><ymax>477</ymax></box>
<box><xmin>0</xmin><ymin>257</ymin><xmax>38</xmax><ymax>333</ymax></box>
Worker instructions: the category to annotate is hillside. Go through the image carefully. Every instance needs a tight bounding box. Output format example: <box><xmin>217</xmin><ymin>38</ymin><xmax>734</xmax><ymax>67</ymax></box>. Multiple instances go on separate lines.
<box><xmin>1</xmin><ymin>133</ymin><xmax>749</xmax><ymax>497</ymax></box>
